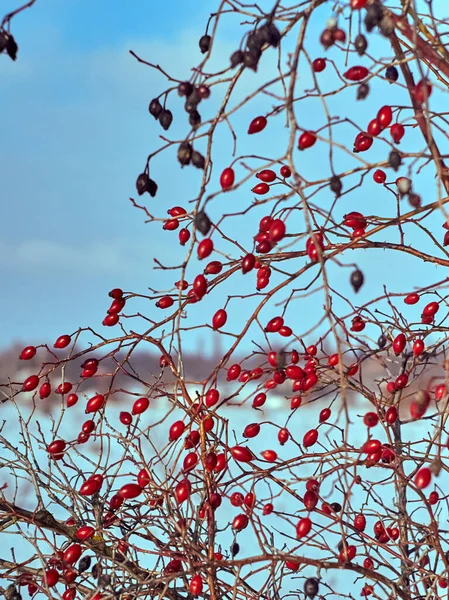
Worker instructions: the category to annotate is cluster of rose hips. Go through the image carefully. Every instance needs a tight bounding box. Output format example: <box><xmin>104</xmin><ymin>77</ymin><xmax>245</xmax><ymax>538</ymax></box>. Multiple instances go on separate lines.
<box><xmin>102</xmin><ymin>287</ymin><xmax>125</xmax><ymax>327</ymax></box>
<box><xmin>229</xmin><ymin>19</ymin><xmax>281</xmax><ymax>72</ymax></box>
<box><xmin>20</xmin><ymin>338</ymin><xmax>100</xmax><ymax>412</ymax></box>
<box><xmin>22</xmin><ymin>544</ymin><xmax>109</xmax><ymax>600</ymax></box>
<box><xmin>176</xmin><ymin>79</ymin><xmax>211</xmax><ymax>131</ymax></box>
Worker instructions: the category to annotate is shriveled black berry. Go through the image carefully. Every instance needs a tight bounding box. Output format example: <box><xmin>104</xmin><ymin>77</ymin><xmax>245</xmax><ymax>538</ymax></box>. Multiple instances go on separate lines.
<box><xmin>304</xmin><ymin>578</ymin><xmax>319</xmax><ymax>600</ymax></box>
<box><xmin>385</xmin><ymin>65</ymin><xmax>399</xmax><ymax>83</ymax></box>
<box><xmin>354</xmin><ymin>34</ymin><xmax>368</xmax><ymax>56</ymax></box>
<box><xmin>189</xmin><ymin>110</ymin><xmax>201</xmax><ymax>128</ymax></box>
<box><xmin>378</xmin><ymin>334</ymin><xmax>387</xmax><ymax>348</ymax></box>
<box><xmin>379</xmin><ymin>15</ymin><xmax>395</xmax><ymax>37</ymax></box>
<box><xmin>259</xmin><ymin>22</ymin><xmax>281</xmax><ymax>48</ymax></box>
<box><xmin>199</xmin><ymin>34</ymin><xmax>211</xmax><ymax>54</ymax></box>
<box><xmin>231</xmin><ymin>542</ymin><xmax>240</xmax><ymax>557</ymax></box>
<box><xmin>197</xmin><ymin>85</ymin><xmax>210</xmax><ymax>100</ymax></box>
<box><xmin>184</xmin><ymin>90</ymin><xmax>200</xmax><ymax>114</ymax></box>
<box><xmin>178</xmin><ymin>81</ymin><xmax>193</xmax><ymax>97</ymax></box>
<box><xmin>408</xmin><ymin>192</ymin><xmax>421</xmax><ymax>208</ymax></box>
<box><xmin>320</xmin><ymin>29</ymin><xmax>334</xmax><ymax>49</ymax></box>
<box><xmin>149</xmin><ymin>98</ymin><xmax>162</xmax><ymax>119</ymax></box>
<box><xmin>330</xmin><ymin>175</ymin><xmax>342</xmax><ymax>197</ymax></box>
<box><xmin>350</xmin><ymin>269</ymin><xmax>364</xmax><ymax>293</ymax></box>
<box><xmin>331</xmin><ymin>502</ymin><xmax>342</xmax><ymax>512</ymax></box>
<box><xmin>191</xmin><ymin>151</ymin><xmax>205</xmax><ymax>169</ymax></box>
<box><xmin>10</xmin><ymin>593</ymin><xmax>22</xmax><ymax>600</ymax></box>
<box><xmin>267</xmin><ymin>23</ymin><xmax>281</xmax><ymax>47</ymax></box>
<box><xmin>243</xmin><ymin>49</ymin><xmax>261</xmax><ymax>71</ymax></box>
<box><xmin>389</xmin><ymin>150</ymin><xmax>402</xmax><ymax>171</ymax></box>
<box><xmin>92</xmin><ymin>562</ymin><xmax>100</xmax><ymax>579</ymax></box>
<box><xmin>337</xmin><ymin>540</ymin><xmax>344</xmax><ymax>552</ymax></box>
<box><xmin>147</xmin><ymin>179</ymin><xmax>158</xmax><ymax>197</ymax></box>
<box><xmin>178</xmin><ymin>142</ymin><xmax>193</xmax><ymax>167</ymax></box>
<box><xmin>195</xmin><ymin>211</ymin><xmax>211</xmax><ymax>235</ymax></box>
<box><xmin>78</xmin><ymin>556</ymin><xmax>92</xmax><ymax>573</ymax></box>
<box><xmin>0</xmin><ymin>31</ymin><xmax>8</xmax><ymax>52</ymax></box>
<box><xmin>136</xmin><ymin>173</ymin><xmax>158</xmax><ymax>197</ymax></box>
<box><xmin>5</xmin><ymin>34</ymin><xmax>17</xmax><ymax>60</ymax></box>
<box><xmin>364</xmin><ymin>3</ymin><xmax>383</xmax><ymax>32</ymax></box>
<box><xmin>257</xmin><ymin>24</ymin><xmax>271</xmax><ymax>45</ymax></box>
<box><xmin>98</xmin><ymin>574</ymin><xmax>111</xmax><ymax>588</ymax></box>
<box><xmin>230</xmin><ymin>50</ymin><xmax>244</xmax><ymax>68</ymax></box>
<box><xmin>247</xmin><ymin>31</ymin><xmax>263</xmax><ymax>52</ymax></box>
<box><xmin>356</xmin><ymin>82</ymin><xmax>370</xmax><ymax>100</ymax></box>
<box><xmin>159</xmin><ymin>109</ymin><xmax>173</xmax><ymax>131</ymax></box>
<box><xmin>136</xmin><ymin>173</ymin><xmax>150</xmax><ymax>196</ymax></box>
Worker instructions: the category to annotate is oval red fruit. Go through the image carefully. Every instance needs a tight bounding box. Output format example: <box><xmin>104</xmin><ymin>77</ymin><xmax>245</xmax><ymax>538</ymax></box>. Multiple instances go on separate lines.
<box><xmin>119</xmin><ymin>483</ymin><xmax>142</xmax><ymax>500</ymax></box>
<box><xmin>230</xmin><ymin>445</ymin><xmax>254</xmax><ymax>462</ymax></box>
<box><xmin>248</xmin><ymin>116</ymin><xmax>267</xmax><ymax>134</ymax></box>
<box><xmin>296</xmin><ymin>517</ymin><xmax>312</xmax><ymax>538</ymax></box>
<box><xmin>344</xmin><ymin>66</ymin><xmax>369</xmax><ymax>81</ymax></box>
<box><xmin>303</xmin><ymin>429</ymin><xmax>318</xmax><ymax>448</ymax></box>
<box><xmin>220</xmin><ymin>167</ymin><xmax>235</xmax><ymax>190</ymax></box>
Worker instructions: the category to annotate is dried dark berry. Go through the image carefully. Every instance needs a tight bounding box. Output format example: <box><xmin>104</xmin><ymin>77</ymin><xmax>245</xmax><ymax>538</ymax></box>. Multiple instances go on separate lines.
<box><xmin>149</xmin><ymin>98</ymin><xmax>163</xmax><ymax>119</ymax></box>
<box><xmin>197</xmin><ymin>85</ymin><xmax>210</xmax><ymax>100</ymax></box>
<box><xmin>379</xmin><ymin>15</ymin><xmax>394</xmax><ymax>37</ymax></box>
<box><xmin>231</xmin><ymin>542</ymin><xmax>240</xmax><ymax>557</ymax></box>
<box><xmin>258</xmin><ymin>22</ymin><xmax>281</xmax><ymax>48</ymax></box>
<box><xmin>189</xmin><ymin>111</ymin><xmax>201</xmax><ymax>128</ymax></box>
<box><xmin>92</xmin><ymin>563</ymin><xmax>100</xmax><ymax>579</ymax></box>
<box><xmin>330</xmin><ymin>175</ymin><xmax>342</xmax><ymax>197</ymax></box>
<box><xmin>5</xmin><ymin>34</ymin><xmax>17</xmax><ymax>60</ymax></box>
<box><xmin>356</xmin><ymin>83</ymin><xmax>370</xmax><ymax>100</ymax></box>
<box><xmin>247</xmin><ymin>31</ymin><xmax>263</xmax><ymax>52</ymax></box>
<box><xmin>146</xmin><ymin>178</ymin><xmax>158</xmax><ymax>197</ymax></box>
<box><xmin>364</xmin><ymin>3</ymin><xmax>383</xmax><ymax>32</ymax></box>
<box><xmin>304</xmin><ymin>578</ymin><xmax>319</xmax><ymax>600</ymax></box>
<box><xmin>354</xmin><ymin>34</ymin><xmax>368</xmax><ymax>56</ymax></box>
<box><xmin>98</xmin><ymin>574</ymin><xmax>111</xmax><ymax>588</ymax></box>
<box><xmin>408</xmin><ymin>193</ymin><xmax>421</xmax><ymax>208</ymax></box>
<box><xmin>243</xmin><ymin>49</ymin><xmax>261</xmax><ymax>71</ymax></box>
<box><xmin>178</xmin><ymin>81</ymin><xmax>193</xmax><ymax>97</ymax></box>
<box><xmin>191</xmin><ymin>151</ymin><xmax>205</xmax><ymax>169</ymax></box>
<box><xmin>331</xmin><ymin>502</ymin><xmax>342</xmax><ymax>512</ymax></box>
<box><xmin>136</xmin><ymin>173</ymin><xmax>150</xmax><ymax>196</ymax></box>
<box><xmin>184</xmin><ymin>90</ymin><xmax>200</xmax><ymax>114</ymax></box>
<box><xmin>136</xmin><ymin>173</ymin><xmax>158</xmax><ymax>197</ymax></box>
<box><xmin>378</xmin><ymin>334</ymin><xmax>387</xmax><ymax>348</ymax></box>
<box><xmin>199</xmin><ymin>34</ymin><xmax>211</xmax><ymax>54</ymax></box>
<box><xmin>385</xmin><ymin>65</ymin><xmax>399</xmax><ymax>83</ymax></box>
<box><xmin>178</xmin><ymin>142</ymin><xmax>193</xmax><ymax>167</ymax></box>
<box><xmin>350</xmin><ymin>269</ymin><xmax>364</xmax><ymax>293</ymax></box>
<box><xmin>230</xmin><ymin>50</ymin><xmax>244</xmax><ymax>68</ymax></box>
<box><xmin>389</xmin><ymin>150</ymin><xmax>402</xmax><ymax>171</ymax></box>
<box><xmin>159</xmin><ymin>109</ymin><xmax>173</xmax><ymax>131</ymax></box>
<box><xmin>267</xmin><ymin>23</ymin><xmax>281</xmax><ymax>47</ymax></box>
<box><xmin>78</xmin><ymin>556</ymin><xmax>92</xmax><ymax>573</ymax></box>
<box><xmin>0</xmin><ymin>31</ymin><xmax>8</xmax><ymax>52</ymax></box>
<box><xmin>195</xmin><ymin>211</ymin><xmax>211</xmax><ymax>235</ymax></box>
<box><xmin>257</xmin><ymin>25</ymin><xmax>271</xmax><ymax>45</ymax></box>
<box><xmin>320</xmin><ymin>29</ymin><xmax>334</xmax><ymax>49</ymax></box>
<box><xmin>10</xmin><ymin>593</ymin><xmax>21</xmax><ymax>600</ymax></box>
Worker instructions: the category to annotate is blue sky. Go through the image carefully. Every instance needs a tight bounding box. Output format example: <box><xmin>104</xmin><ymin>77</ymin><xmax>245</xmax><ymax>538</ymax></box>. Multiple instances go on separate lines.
<box><xmin>2</xmin><ymin>0</ymin><xmax>448</xmax><ymax>357</ymax></box>
<box><xmin>1</xmin><ymin>0</ymin><xmax>220</xmax><ymax>348</ymax></box>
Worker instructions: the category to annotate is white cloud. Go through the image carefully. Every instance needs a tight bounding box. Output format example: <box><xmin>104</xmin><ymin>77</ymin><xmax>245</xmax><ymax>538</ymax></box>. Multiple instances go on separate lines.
<box><xmin>0</xmin><ymin>237</ymin><xmax>172</xmax><ymax>273</ymax></box>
